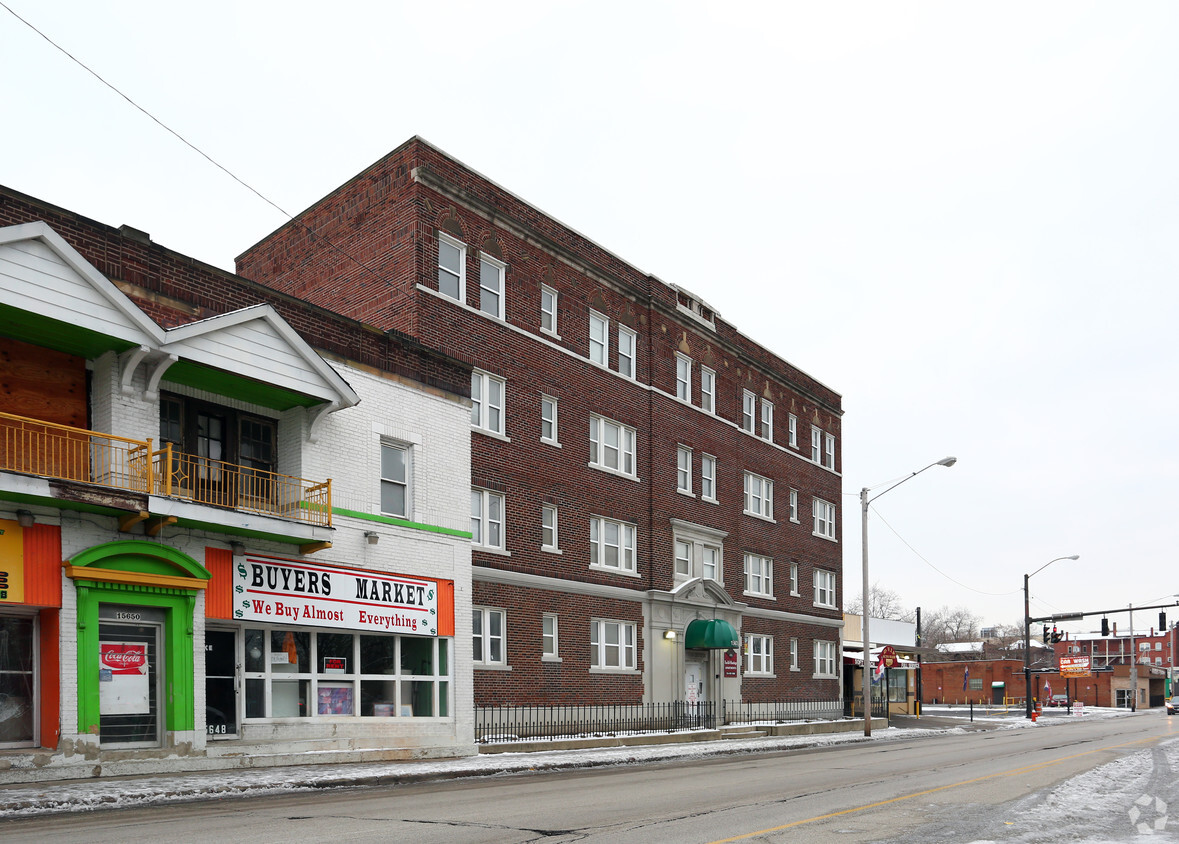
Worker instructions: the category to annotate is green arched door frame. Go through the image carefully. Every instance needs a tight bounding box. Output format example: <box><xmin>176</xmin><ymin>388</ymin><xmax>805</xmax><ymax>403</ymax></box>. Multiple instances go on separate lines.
<box><xmin>66</xmin><ymin>541</ymin><xmax>210</xmax><ymax>739</ymax></box>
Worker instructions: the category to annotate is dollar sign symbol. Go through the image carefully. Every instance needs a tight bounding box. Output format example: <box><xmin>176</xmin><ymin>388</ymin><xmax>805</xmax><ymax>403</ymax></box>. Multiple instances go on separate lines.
<box><xmin>237</xmin><ymin>562</ymin><xmax>247</xmax><ymax>578</ymax></box>
<box><xmin>234</xmin><ymin>585</ymin><xmax>243</xmax><ymax>593</ymax></box>
<box><xmin>428</xmin><ymin>589</ymin><xmax>435</xmax><ymax>600</ymax></box>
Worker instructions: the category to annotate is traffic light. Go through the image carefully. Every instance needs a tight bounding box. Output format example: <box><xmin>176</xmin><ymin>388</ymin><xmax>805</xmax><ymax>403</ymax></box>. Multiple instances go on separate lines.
<box><xmin>1051</xmin><ymin>626</ymin><xmax>1062</xmax><ymax>643</ymax></box>
<box><xmin>1043</xmin><ymin>625</ymin><xmax>1050</xmax><ymax>644</ymax></box>
<box><xmin>1161</xmin><ymin>612</ymin><xmax>1167</xmax><ymax>631</ymax></box>
<box><xmin>1101</xmin><ymin>617</ymin><xmax>1110</xmax><ymax>636</ymax></box>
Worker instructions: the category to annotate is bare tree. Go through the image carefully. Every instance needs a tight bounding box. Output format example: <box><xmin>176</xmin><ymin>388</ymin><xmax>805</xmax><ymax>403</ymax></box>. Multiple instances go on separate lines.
<box><xmin>919</xmin><ymin>605</ymin><xmax>982</xmax><ymax>648</ymax></box>
<box><xmin>845</xmin><ymin>583</ymin><xmax>911</xmax><ymax>621</ymax></box>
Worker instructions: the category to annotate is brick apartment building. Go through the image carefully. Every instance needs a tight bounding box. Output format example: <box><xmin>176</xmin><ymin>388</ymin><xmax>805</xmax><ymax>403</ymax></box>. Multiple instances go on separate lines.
<box><xmin>0</xmin><ymin>187</ymin><xmax>475</xmax><ymax>781</ymax></box>
<box><xmin>236</xmin><ymin>137</ymin><xmax>845</xmax><ymax>711</ymax></box>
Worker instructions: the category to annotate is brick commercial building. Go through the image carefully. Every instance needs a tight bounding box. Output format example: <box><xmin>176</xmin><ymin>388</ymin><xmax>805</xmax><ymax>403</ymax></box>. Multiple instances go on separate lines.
<box><xmin>237</xmin><ymin>137</ymin><xmax>845</xmax><ymax>714</ymax></box>
<box><xmin>0</xmin><ymin>187</ymin><xmax>474</xmax><ymax>781</ymax></box>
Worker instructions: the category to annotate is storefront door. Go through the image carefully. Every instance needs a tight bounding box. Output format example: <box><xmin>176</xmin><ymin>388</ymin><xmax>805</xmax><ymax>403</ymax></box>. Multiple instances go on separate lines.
<box><xmin>98</xmin><ymin>606</ymin><xmax>163</xmax><ymax>747</ymax></box>
<box><xmin>205</xmin><ymin>629</ymin><xmax>238</xmax><ymax>738</ymax></box>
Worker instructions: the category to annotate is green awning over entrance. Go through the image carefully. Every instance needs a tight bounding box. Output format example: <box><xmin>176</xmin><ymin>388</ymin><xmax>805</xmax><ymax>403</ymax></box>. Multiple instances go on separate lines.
<box><xmin>684</xmin><ymin>618</ymin><xmax>740</xmax><ymax>650</ymax></box>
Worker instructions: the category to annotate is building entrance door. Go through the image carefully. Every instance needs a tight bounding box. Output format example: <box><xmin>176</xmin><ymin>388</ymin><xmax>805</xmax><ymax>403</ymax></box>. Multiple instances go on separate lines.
<box><xmin>205</xmin><ymin>628</ymin><xmax>239</xmax><ymax>738</ymax></box>
<box><xmin>685</xmin><ymin>660</ymin><xmax>707</xmax><ymax>705</ymax></box>
<box><xmin>98</xmin><ymin>606</ymin><xmax>164</xmax><ymax>746</ymax></box>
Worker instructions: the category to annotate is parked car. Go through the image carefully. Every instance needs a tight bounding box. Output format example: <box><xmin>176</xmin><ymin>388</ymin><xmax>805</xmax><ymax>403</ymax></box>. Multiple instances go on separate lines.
<box><xmin>1046</xmin><ymin>694</ymin><xmax>1069</xmax><ymax>707</ymax></box>
<box><xmin>1167</xmin><ymin>697</ymin><xmax>1177</xmax><ymax>715</ymax></box>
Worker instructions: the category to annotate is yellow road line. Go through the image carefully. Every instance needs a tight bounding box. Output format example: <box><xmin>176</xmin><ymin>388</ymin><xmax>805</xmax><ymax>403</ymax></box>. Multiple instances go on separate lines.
<box><xmin>707</xmin><ymin>734</ymin><xmax>1163</xmax><ymax>843</ymax></box>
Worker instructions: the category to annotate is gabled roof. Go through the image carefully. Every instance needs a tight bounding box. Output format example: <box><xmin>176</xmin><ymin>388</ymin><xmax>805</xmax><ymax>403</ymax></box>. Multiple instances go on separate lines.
<box><xmin>0</xmin><ymin>222</ymin><xmax>358</xmax><ymax>411</ymax></box>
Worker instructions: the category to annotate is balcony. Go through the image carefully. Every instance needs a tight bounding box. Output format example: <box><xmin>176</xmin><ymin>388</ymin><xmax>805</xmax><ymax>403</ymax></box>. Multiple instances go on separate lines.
<box><xmin>0</xmin><ymin>411</ymin><xmax>331</xmax><ymax>529</ymax></box>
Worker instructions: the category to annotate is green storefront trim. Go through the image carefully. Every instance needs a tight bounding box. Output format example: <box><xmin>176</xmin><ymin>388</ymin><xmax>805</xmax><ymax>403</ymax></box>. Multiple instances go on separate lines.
<box><xmin>69</xmin><ymin>541</ymin><xmax>210</xmax><ymax>738</ymax></box>
<box><xmin>332</xmin><ymin>506</ymin><xmax>472</xmax><ymax>539</ymax></box>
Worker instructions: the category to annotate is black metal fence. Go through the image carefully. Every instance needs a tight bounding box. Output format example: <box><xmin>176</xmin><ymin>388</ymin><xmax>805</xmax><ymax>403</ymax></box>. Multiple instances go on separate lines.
<box><xmin>475</xmin><ymin>701</ymin><xmax>717</xmax><ymax>743</ymax></box>
<box><xmin>475</xmin><ymin>698</ymin><xmax>848</xmax><ymax>744</ymax></box>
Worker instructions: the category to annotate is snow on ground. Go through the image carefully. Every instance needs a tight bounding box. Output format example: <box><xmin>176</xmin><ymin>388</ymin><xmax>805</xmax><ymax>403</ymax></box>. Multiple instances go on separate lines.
<box><xmin>0</xmin><ymin>706</ymin><xmax>1134</xmax><ymax>819</ymax></box>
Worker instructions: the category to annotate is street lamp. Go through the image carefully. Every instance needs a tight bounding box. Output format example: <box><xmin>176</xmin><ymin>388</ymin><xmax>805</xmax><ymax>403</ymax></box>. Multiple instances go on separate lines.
<box><xmin>860</xmin><ymin>456</ymin><xmax>956</xmax><ymax>737</ymax></box>
<box><xmin>1023</xmin><ymin>555</ymin><xmax>1080</xmax><ymax>718</ymax></box>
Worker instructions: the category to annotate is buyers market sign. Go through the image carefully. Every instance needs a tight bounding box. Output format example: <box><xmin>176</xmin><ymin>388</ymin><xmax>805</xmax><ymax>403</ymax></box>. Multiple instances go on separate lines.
<box><xmin>233</xmin><ymin>554</ymin><xmax>437</xmax><ymax>636</ymax></box>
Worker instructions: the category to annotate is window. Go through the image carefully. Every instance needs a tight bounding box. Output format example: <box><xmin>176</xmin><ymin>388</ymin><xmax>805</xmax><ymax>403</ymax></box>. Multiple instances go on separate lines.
<box><xmin>540</xmin><ymin>284</ymin><xmax>558</xmax><ymax>335</ymax></box>
<box><xmin>617</xmin><ymin>326</ymin><xmax>636</xmax><ymax>378</ymax></box>
<box><xmin>676</xmin><ymin>354</ymin><xmax>691</xmax><ymax>402</ymax></box>
<box><xmin>473</xmin><ymin>607</ymin><xmax>505</xmax><ymax>666</ymax></box>
<box><xmin>744</xmin><ymin>553</ymin><xmax>773</xmax><ymax>597</ymax></box>
<box><xmin>813</xmin><ymin>569</ymin><xmax>836</xmax><ymax>608</ymax></box>
<box><xmin>814</xmin><ymin>640</ymin><xmax>837</xmax><ymax>677</ymax></box>
<box><xmin>471</xmin><ymin>488</ymin><xmax>505</xmax><ymax>550</ymax></box>
<box><xmin>790</xmin><ymin>638</ymin><xmax>799</xmax><ymax>671</ymax></box>
<box><xmin>543</xmin><ymin>614</ymin><xmax>559</xmax><ymax>659</ymax></box>
<box><xmin>747</xmin><ymin>634</ymin><xmax>773</xmax><ymax>675</ymax></box>
<box><xmin>811</xmin><ymin>426</ymin><xmax>822</xmax><ymax>462</ymax></box>
<box><xmin>590</xmin><ymin>619</ymin><xmax>636</xmax><ymax>670</ymax></box>
<box><xmin>702</xmin><ymin>545</ymin><xmax>719</xmax><ymax>581</ymax></box>
<box><xmin>242</xmin><ymin>627</ymin><xmax>451</xmax><ymax>718</ymax></box>
<box><xmin>742</xmin><ymin>390</ymin><xmax>756</xmax><ymax>432</ymax></box>
<box><xmin>700</xmin><ymin>367</ymin><xmax>715</xmax><ymax>414</ymax></box>
<box><xmin>788</xmin><ymin>488</ymin><xmax>799</xmax><ymax>522</ymax></box>
<box><xmin>471</xmin><ymin>370</ymin><xmax>506</xmax><ymax>436</ymax></box>
<box><xmin>542</xmin><ymin>503</ymin><xmax>559</xmax><ymax>551</ymax></box>
<box><xmin>541</xmin><ymin>395</ymin><xmax>559</xmax><ymax>445</ymax></box>
<box><xmin>743</xmin><ymin>471</ymin><xmax>774</xmax><ymax>520</ymax></box>
<box><xmin>824</xmin><ymin>433</ymin><xmax>836</xmax><ymax>470</ymax></box>
<box><xmin>0</xmin><ymin>616</ymin><xmax>35</xmax><ymax>744</ymax></box>
<box><xmin>674</xmin><ymin>540</ymin><xmax>691</xmax><ymax>578</ymax></box>
<box><xmin>701</xmin><ymin>454</ymin><xmax>717</xmax><ymax>502</ymax></box>
<box><xmin>479</xmin><ymin>254</ymin><xmax>505</xmax><ymax>319</ymax></box>
<box><xmin>672</xmin><ymin>524</ymin><xmax>724</xmax><ymax>583</ymax></box>
<box><xmin>760</xmin><ymin>400</ymin><xmax>773</xmax><ymax>441</ymax></box>
<box><xmin>590</xmin><ymin>516</ymin><xmax>636</xmax><ymax>573</ymax></box>
<box><xmin>789</xmin><ymin>562</ymin><xmax>799</xmax><ymax>596</ymax></box>
<box><xmin>589</xmin><ymin>415</ymin><xmax>636</xmax><ymax>477</ymax></box>
<box><xmin>589</xmin><ymin>311</ymin><xmax>609</xmax><ymax>365</ymax></box>
<box><xmin>437</xmin><ymin>232</ymin><xmax>465</xmax><ymax>302</ymax></box>
<box><xmin>677</xmin><ymin>446</ymin><xmax>692</xmax><ymax>494</ymax></box>
<box><xmin>968</xmin><ymin>678</ymin><xmax>984</xmax><ymax>691</ymax></box>
<box><xmin>788</xmin><ymin>414</ymin><xmax>798</xmax><ymax>448</ymax></box>
<box><xmin>813</xmin><ymin>498</ymin><xmax>836</xmax><ymax>540</ymax></box>
<box><xmin>380</xmin><ymin>443</ymin><xmax>408</xmax><ymax>518</ymax></box>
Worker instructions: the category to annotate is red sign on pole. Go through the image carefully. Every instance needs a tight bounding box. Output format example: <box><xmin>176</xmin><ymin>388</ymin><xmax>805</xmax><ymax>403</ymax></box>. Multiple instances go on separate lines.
<box><xmin>878</xmin><ymin>645</ymin><xmax>899</xmax><ymax>669</ymax></box>
<box><xmin>724</xmin><ymin>649</ymin><xmax>739</xmax><ymax>678</ymax></box>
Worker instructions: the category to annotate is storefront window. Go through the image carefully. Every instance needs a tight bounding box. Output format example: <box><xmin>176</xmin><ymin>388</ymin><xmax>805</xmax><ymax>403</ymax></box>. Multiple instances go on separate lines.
<box><xmin>0</xmin><ymin>615</ymin><xmax>35</xmax><ymax>745</ymax></box>
<box><xmin>242</xmin><ymin>626</ymin><xmax>450</xmax><ymax>719</ymax></box>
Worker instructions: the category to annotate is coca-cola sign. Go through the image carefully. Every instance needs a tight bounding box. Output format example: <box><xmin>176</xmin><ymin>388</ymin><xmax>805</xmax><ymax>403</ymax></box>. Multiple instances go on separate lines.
<box><xmin>101</xmin><ymin>643</ymin><xmax>147</xmax><ymax>673</ymax></box>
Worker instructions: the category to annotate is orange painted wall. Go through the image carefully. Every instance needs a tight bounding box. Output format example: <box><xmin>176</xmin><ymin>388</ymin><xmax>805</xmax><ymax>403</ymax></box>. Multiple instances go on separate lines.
<box><xmin>204</xmin><ymin>547</ymin><xmax>233</xmax><ymax>619</ymax></box>
<box><xmin>23</xmin><ymin>523</ymin><xmax>62</xmax><ymax>607</ymax></box>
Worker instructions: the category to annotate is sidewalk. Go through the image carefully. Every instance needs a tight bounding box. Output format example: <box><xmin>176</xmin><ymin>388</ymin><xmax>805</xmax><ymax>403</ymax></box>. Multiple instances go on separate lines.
<box><xmin>1</xmin><ymin>707</ymin><xmax>1108</xmax><ymax>819</ymax></box>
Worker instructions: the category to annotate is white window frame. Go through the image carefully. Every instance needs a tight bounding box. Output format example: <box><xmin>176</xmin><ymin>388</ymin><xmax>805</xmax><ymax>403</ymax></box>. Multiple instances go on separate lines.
<box><xmin>760</xmin><ymin>400</ymin><xmax>773</xmax><ymax>441</ymax></box>
<box><xmin>813</xmin><ymin>498</ymin><xmax>836</xmax><ymax>540</ymax></box>
<box><xmin>744</xmin><ymin>553</ymin><xmax>773</xmax><ymax>598</ymax></box>
<box><xmin>790</xmin><ymin>638</ymin><xmax>799</xmax><ymax>671</ymax></box>
<box><xmin>814</xmin><ymin>639</ymin><xmax>837</xmax><ymax>678</ymax></box>
<box><xmin>671</xmin><ymin>520</ymin><xmax>725</xmax><ymax>584</ymax></box>
<box><xmin>788</xmin><ymin>414</ymin><xmax>798</xmax><ymax>448</ymax></box>
<box><xmin>471</xmin><ymin>370</ymin><xmax>506</xmax><ymax>437</ymax></box>
<box><xmin>746</xmin><ymin>634</ymin><xmax>773</xmax><ymax>676</ymax></box>
<box><xmin>541</xmin><ymin>394</ymin><xmax>559</xmax><ymax>446</ymax></box>
<box><xmin>743</xmin><ymin>471</ymin><xmax>774</xmax><ymax>520</ymax></box>
<box><xmin>701</xmin><ymin>454</ymin><xmax>717</xmax><ymax>502</ymax></box>
<box><xmin>473</xmin><ymin>606</ymin><xmax>506</xmax><ymax>667</ymax></box>
<box><xmin>674</xmin><ymin>539</ymin><xmax>692</xmax><ymax>578</ymax></box>
<box><xmin>542</xmin><ymin>503</ymin><xmax>559</xmax><ymax>552</ymax></box>
<box><xmin>700</xmin><ymin>367</ymin><xmax>715</xmax><ymax>414</ymax></box>
<box><xmin>675</xmin><ymin>354</ymin><xmax>691</xmax><ymax>402</ymax></box>
<box><xmin>789</xmin><ymin>562</ymin><xmax>800</xmax><ymax>596</ymax></box>
<box><xmin>617</xmin><ymin>325</ymin><xmax>636</xmax><ymax>379</ymax></box>
<box><xmin>824</xmin><ymin>433</ymin><xmax>836</xmax><ymax>470</ymax></box>
<box><xmin>811</xmin><ymin>426</ymin><xmax>822</xmax><ymax>462</ymax></box>
<box><xmin>471</xmin><ymin>488</ymin><xmax>505</xmax><ymax>551</ymax></box>
<box><xmin>437</xmin><ymin>231</ymin><xmax>466</xmax><ymax>302</ymax></box>
<box><xmin>788</xmin><ymin>488</ymin><xmax>799</xmax><ymax>523</ymax></box>
<box><xmin>379</xmin><ymin>441</ymin><xmax>409</xmax><ymax>518</ymax></box>
<box><xmin>590</xmin><ymin>619</ymin><xmax>636</xmax><ymax>671</ymax></box>
<box><xmin>676</xmin><ymin>445</ymin><xmax>693</xmax><ymax>495</ymax></box>
<box><xmin>813</xmin><ymin>568</ymin><xmax>837</xmax><ymax>609</ymax></box>
<box><xmin>478</xmin><ymin>253</ymin><xmax>506</xmax><ymax>320</ymax></box>
<box><xmin>589</xmin><ymin>311</ymin><xmax>609</xmax><ymax>366</ymax></box>
<box><xmin>742</xmin><ymin>390</ymin><xmax>757</xmax><ymax>433</ymax></box>
<box><xmin>589</xmin><ymin>515</ymin><xmax>637</xmax><ymax>574</ymax></box>
<box><xmin>543</xmin><ymin>613</ymin><xmax>559</xmax><ymax>660</ymax></box>
<box><xmin>540</xmin><ymin>284</ymin><xmax>558</xmax><ymax>336</ymax></box>
<box><xmin>589</xmin><ymin>415</ymin><xmax>637</xmax><ymax>478</ymax></box>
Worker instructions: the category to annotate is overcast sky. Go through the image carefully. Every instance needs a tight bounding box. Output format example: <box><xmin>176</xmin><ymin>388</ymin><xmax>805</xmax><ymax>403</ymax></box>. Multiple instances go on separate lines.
<box><xmin>4</xmin><ymin>2</ymin><xmax>1177</xmax><ymax>636</ymax></box>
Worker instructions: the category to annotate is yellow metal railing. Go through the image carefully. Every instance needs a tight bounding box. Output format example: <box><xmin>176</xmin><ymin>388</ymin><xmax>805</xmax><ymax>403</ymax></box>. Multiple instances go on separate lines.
<box><xmin>1</xmin><ymin>412</ymin><xmax>331</xmax><ymax>527</ymax></box>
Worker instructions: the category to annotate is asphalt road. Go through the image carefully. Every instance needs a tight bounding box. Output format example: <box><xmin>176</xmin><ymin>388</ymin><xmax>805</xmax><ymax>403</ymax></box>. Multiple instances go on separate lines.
<box><xmin>3</xmin><ymin>712</ymin><xmax>1176</xmax><ymax>843</ymax></box>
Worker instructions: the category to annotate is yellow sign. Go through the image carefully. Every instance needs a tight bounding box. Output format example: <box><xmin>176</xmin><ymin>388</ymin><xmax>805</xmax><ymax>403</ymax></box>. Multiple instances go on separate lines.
<box><xmin>0</xmin><ymin>518</ymin><xmax>26</xmax><ymax>603</ymax></box>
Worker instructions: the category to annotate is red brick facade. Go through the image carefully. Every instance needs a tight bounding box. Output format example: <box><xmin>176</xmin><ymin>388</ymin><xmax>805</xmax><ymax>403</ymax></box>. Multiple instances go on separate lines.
<box><xmin>238</xmin><ymin>137</ymin><xmax>845</xmax><ymax>707</ymax></box>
